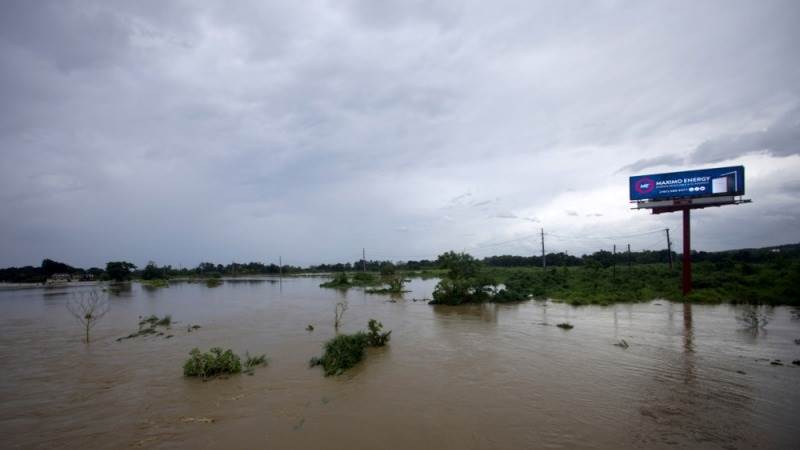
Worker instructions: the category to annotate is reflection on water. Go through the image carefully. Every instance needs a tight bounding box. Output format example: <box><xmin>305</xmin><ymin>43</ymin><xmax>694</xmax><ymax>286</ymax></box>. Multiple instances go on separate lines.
<box><xmin>0</xmin><ymin>278</ymin><xmax>798</xmax><ymax>449</ymax></box>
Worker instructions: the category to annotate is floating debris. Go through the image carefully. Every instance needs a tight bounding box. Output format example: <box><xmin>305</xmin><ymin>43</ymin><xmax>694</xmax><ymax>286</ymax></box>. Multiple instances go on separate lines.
<box><xmin>770</xmin><ymin>360</ymin><xmax>783</xmax><ymax>366</ymax></box>
<box><xmin>306</xmin><ymin>324</ymin><xmax>314</xmax><ymax>331</ymax></box>
<box><xmin>556</xmin><ymin>322</ymin><xmax>574</xmax><ymax>330</ymax></box>
<box><xmin>180</xmin><ymin>416</ymin><xmax>215</xmax><ymax>424</ymax></box>
<box><xmin>613</xmin><ymin>339</ymin><xmax>629</xmax><ymax>349</ymax></box>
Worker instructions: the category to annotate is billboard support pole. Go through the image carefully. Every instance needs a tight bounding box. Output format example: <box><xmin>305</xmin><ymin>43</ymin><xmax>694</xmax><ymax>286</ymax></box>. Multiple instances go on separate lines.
<box><xmin>682</xmin><ymin>208</ymin><xmax>691</xmax><ymax>296</ymax></box>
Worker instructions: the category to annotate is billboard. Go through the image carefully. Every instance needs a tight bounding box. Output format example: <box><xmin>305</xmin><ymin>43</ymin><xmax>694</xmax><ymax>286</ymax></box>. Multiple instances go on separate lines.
<box><xmin>629</xmin><ymin>166</ymin><xmax>745</xmax><ymax>201</ymax></box>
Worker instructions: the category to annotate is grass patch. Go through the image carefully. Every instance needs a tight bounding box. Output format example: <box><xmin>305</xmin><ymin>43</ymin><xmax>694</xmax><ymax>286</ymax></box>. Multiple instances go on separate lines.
<box><xmin>140</xmin><ymin>279</ymin><xmax>169</xmax><ymax>288</ymax></box>
<box><xmin>320</xmin><ymin>272</ymin><xmax>382</xmax><ymax>289</ymax></box>
<box><xmin>118</xmin><ymin>315</ymin><xmax>173</xmax><ymax>341</ymax></box>
<box><xmin>310</xmin><ymin>319</ymin><xmax>392</xmax><ymax>376</ymax></box>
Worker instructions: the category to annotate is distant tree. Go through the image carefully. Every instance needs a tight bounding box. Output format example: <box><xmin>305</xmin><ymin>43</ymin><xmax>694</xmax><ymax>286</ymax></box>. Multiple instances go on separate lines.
<box><xmin>437</xmin><ymin>251</ymin><xmax>482</xmax><ymax>279</ymax></box>
<box><xmin>41</xmin><ymin>259</ymin><xmax>76</xmax><ymax>277</ymax></box>
<box><xmin>141</xmin><ymin>261</ymin><xmax>166</xmax><ymax>280</ymax></box>
<box><xmin>106</xmin><ymin>261</ymin><xmax>136</xmax><ymax>282</ymax></box>
<box><xmin>67</xmin><ymin>290</ymin><xmax>109</xmax><ymax>343</ymax></box>
<box><xmin>379</xmin><ymin>262</ymin><xmax>396</xmax><ymax>276</ymax></box>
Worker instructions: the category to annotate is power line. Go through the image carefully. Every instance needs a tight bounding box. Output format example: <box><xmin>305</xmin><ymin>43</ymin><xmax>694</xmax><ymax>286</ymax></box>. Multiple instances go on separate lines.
<box><xmin>544</xmin><ymin>228</ymin><xmax>665</xmax><ymax>241</ymax></box>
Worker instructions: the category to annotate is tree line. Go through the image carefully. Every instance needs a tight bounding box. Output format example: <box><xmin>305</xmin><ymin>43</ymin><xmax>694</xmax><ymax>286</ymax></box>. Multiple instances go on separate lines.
<box><xmin>1</xmin><ymin>243</ymin><xmax>797</xmax><ymax>283</ymax></box>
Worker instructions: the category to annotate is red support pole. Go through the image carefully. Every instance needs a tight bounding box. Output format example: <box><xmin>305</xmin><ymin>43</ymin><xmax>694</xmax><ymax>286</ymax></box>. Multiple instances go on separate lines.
<box><xmin>682</xmin><ymin>208</ymin><xmax>691</xmax><ymax>295</ymax></box>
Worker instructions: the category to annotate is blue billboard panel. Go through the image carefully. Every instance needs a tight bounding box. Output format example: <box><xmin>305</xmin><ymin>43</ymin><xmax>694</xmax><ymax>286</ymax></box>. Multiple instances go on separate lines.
<box><xmin>629</xmin><ymin>166</ymin><xmax>745</xmax><ymax>201</ymax></box>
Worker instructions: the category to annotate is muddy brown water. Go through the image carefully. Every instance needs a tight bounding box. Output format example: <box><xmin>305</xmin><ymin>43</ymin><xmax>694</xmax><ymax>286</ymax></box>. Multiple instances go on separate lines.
<box><xmin>0</xmin><ymin>277</ymin><xmax>798</xmax><ymax>449</ymax></box>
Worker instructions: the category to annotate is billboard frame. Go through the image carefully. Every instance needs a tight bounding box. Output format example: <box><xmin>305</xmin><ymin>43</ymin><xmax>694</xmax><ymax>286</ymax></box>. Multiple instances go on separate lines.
<box><xmin>630</xmin><ymin>166</ymin><xmax>751</xmax><ymax>296</ymax></box>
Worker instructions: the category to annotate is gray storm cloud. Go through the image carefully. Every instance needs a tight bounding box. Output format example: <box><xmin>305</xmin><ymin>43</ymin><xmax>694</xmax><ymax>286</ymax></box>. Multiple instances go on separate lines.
<box><xmin>1</xmin><ymin>0</ymin><xmax>799</xmax><ymax>268</ymax></box>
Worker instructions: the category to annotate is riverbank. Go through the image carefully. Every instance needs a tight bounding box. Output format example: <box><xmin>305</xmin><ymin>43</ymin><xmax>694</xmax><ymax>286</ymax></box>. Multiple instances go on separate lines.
<box><xmin>483</xmin><ymin>262</ymin><xmax>800</xmax><ymax>306</ymax></box>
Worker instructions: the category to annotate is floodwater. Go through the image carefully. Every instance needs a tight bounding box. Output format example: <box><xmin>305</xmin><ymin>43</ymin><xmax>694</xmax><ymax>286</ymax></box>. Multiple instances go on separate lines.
<box><xmin>0</xmin><ymin>278</ymin><xmax>798</xmax><ymax>449</ymax></box>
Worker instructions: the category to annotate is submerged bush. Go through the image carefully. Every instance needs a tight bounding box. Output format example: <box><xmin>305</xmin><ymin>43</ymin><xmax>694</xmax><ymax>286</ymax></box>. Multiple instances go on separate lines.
<box><xmin>365</xmin><ymin>277</ymin><xmax>408</xmax><ymax>294</ymax></box>
<box><xmin>320</xmin><ymin>272</ymin><xmax>350</xmax><ymax>288</ymax></box>
<box><xmin>311</xmin><ymin>319</ymin><xmax>392</xmax><ymax>376</ymax></box>
<box><xmin>314</xmin><ymin>332</ymin><xmax>370</xmax><ymax>376</ymax></box>
<box><xmin>183</xmin><ymin>347</ymin><xmax>242</xmax><ymax>378</ymax></box>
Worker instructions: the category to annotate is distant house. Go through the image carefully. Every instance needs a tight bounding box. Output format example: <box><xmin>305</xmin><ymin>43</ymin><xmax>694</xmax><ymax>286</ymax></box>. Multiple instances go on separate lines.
<box><xmin>48</xmin><ymin>273</ymin><xmax>71</xmax><ymax>283</ymax></box>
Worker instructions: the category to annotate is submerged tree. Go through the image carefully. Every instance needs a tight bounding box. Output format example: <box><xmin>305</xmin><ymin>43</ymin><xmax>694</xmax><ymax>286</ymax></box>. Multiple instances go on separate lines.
<box><xmin>334</xmin><ymin>300</ymin><xmax>348</xmax><ymax>332</ymax></box>
<box><xmin>67</xmin><ymin>290</ymin><xmax>110</xmax><ymax>343</ymax></box>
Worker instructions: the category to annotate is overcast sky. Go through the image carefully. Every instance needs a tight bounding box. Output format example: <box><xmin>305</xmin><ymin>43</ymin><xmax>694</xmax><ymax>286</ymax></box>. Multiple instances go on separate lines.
<box><xmin>1</xmin><ymin>0</ymin><xmax>799</xmax><ymax>268</ymax></box>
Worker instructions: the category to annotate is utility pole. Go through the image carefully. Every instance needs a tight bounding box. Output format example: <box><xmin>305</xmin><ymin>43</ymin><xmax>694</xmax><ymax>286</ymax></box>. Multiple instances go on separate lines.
<box><xmin>665</xmin><ymin>228</ymin><xmax>673</xmax><ymax>270</ymax></box>
<box><xmin>279</xmin><ymin>256</ymin><xmax>282</xmax><ymax>278</ymax></box>
<box><xmin>612</xmin><ymin>244</ymin><xmax>616</xmax><ymax>280</ymax></box>
<box><xmin>540</xmin><ymin>228</ymin><xmax>546</xmax><ymax>269</ymax></box>
<box><xmin>362</xmin><ymin>248</ymin><xmax>366</xmax><ymax>273</ymax></box>
<box><xmin>627</xmin><ymin>243</ymin><xmax>631</xmax><ymax>269</ymax></box>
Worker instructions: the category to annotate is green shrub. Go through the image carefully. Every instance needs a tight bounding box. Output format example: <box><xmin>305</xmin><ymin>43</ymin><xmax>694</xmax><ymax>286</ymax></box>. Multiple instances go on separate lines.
<box><xmin>183</xmin><ymin>347</ymin><xmax>242</xmax><ymax>378</ymax></box>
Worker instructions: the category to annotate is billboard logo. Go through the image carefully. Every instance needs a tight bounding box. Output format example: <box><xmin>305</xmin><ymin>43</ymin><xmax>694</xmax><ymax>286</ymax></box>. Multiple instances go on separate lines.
<box><xmin>634</xmin><ymin>177</ymin><xmax>655</xmax><ymax>195</ymax></box>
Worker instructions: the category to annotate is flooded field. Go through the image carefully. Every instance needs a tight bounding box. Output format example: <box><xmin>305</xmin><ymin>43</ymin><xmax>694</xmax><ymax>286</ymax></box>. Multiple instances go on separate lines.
<box><xmin>0</xmin><ymin>277</ymin><xmax>798</xmax><ymax>449</ymax></box>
